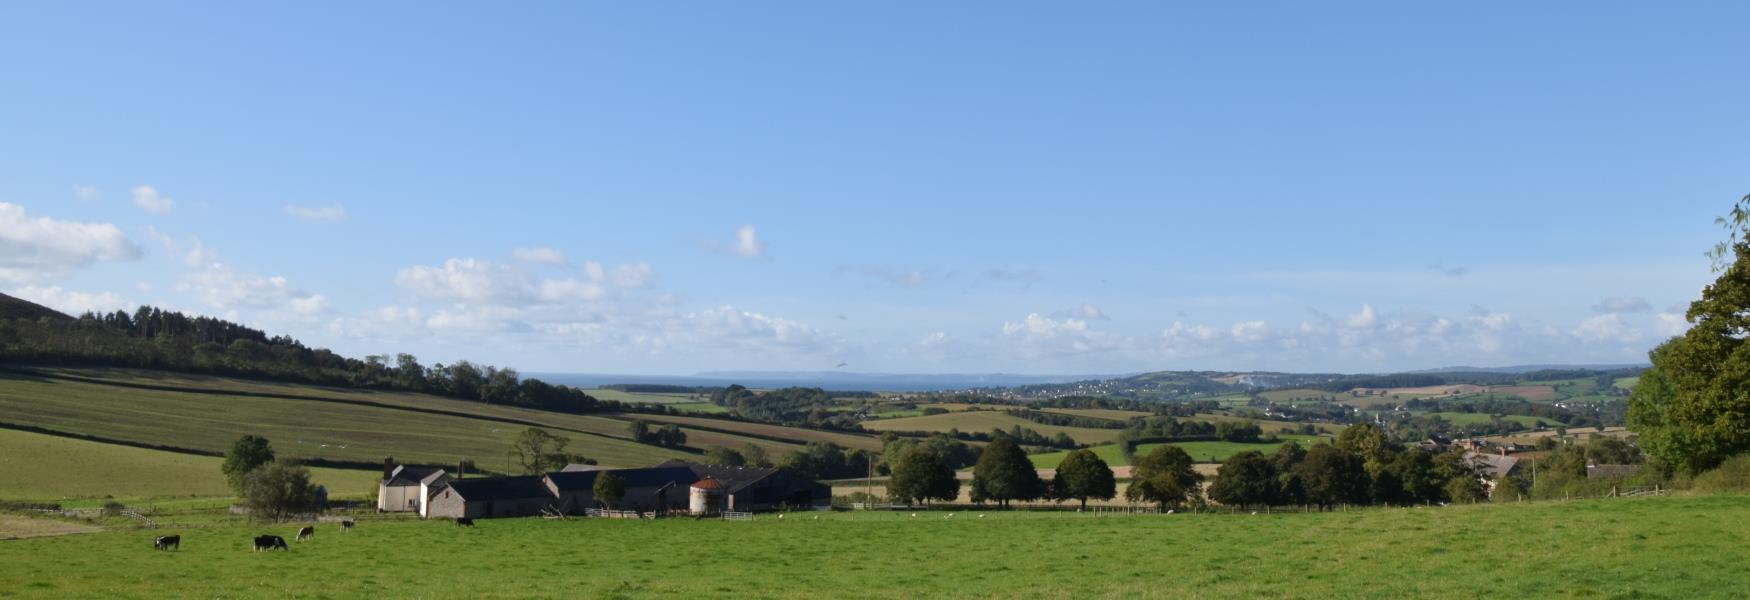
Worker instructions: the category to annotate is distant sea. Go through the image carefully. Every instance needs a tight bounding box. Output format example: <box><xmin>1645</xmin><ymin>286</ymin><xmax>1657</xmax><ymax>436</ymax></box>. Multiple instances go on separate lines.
<box><xmin>526</xmin><ymin>371</ymin><xmax>1117</xmax><ymax>393</ymax></box>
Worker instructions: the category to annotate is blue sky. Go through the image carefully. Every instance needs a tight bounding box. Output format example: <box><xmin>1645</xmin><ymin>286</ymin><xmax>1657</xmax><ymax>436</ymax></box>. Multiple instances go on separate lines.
<box><xmin>2</xmin><ymin>2</ymin><xmax>1744</xmax><ymax>375</ymax></box>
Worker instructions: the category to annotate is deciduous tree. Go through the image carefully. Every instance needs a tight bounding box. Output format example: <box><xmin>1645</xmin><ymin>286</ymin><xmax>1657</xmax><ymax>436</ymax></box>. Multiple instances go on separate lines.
<box><xmin>1050</xmin><ymin>449</ymin><xmax>1116</xmax><ymax>510</ymax></box>
<box><xmin>1126</xmin><ymin>445</ymin><xmax>1202</xmax><ymax>510</ymax></box>
<box><xmin>222</xmin><ymin>435</ymin><xmax>275</xmax><ymax>494</ymax></box>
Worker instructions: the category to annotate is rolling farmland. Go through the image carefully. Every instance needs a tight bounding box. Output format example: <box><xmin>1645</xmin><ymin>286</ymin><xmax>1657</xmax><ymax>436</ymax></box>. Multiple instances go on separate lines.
<box><xmin>1</xmin><ymin>496</ymin><xmax>1743</xmax><ymax>598</ymax></box>
<box><xmin>861</xmin><ymin>410</ymin><xmax>1125</xmax><ymax>444</ymax></box>
<box><xmin>0</xmin><ymin>427</ymin><xmax>381</xmax><ymax>501</ymax></box>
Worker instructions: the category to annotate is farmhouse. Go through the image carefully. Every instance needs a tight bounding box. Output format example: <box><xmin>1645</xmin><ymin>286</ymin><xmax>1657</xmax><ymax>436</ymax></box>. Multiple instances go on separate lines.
<box><xmin>377</xmin><ymin>458</ymin><xmax>449</xmax><ymax>515</ymax></box>
<box><xmin>1464</xmin><ymin>451</ymin><xmax>1522</xmax><ymax>498</ymax></box>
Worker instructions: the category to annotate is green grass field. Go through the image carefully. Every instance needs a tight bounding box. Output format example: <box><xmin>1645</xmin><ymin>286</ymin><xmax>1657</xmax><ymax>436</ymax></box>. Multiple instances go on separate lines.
<box><xmin>1422</xmin><ymin>412</ymin><xmax>1552</xmax><ymax>428</ymax></box>
<box><xmin>1</xmin><ymin>495</ymin><xmax>1744</xmax><ymax>598</ymax></box>
<box><xmin>1037</xmin><ymin>407</ymin><xmax>1151</xmax><ymax>421</ymax></box>
<box><xmin>0</xmin><ymin>370</ymin><xmax>697</xmax><ymax>472</ymax></box>
<box><xmin>862</xmin><ymin>410</ymin><xmax>1124</xmax><ymax>444</ymax></box>
<box><xmin>610</xmin><ymin>413</ymin><xmax>886</xmax><ymax>452</ymax></box>
<box><xmin>1028</xmin><ymin>436</ymin><xmax>1324</xmax><ymax>468</ymax></box>
<box><xmin>0</xmin><ymin>427</ymin><xmax>382</xmax><ymax>501</ymax></box>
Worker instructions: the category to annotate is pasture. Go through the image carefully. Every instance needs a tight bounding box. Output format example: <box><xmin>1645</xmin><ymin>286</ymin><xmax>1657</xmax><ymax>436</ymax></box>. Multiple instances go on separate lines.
<box><xmin>861</xmin><ymin>410</ymin><xmax>1125</xmax><ymax>444</ymax></box>
<box><xmin>1421</xmin><ymin>412</ymin><xmax>1552</xmax><ymax>428</ymax></box>
<box><xmin>0</xmin><ymin>370</ymin><xmax>694</xmax><ymax>472</ymax></box>
<box><xmin>609</xmin><ymin>413</ymin><xmax>885</xmax><ymax>452</ymax></box>
<box><xmin>1</xmin><ymin>495</ymin><xmax>1745</xmax><ymax>598</ymax></box>
<box><xmin>0</xmin><ymin>428</ymin><xmax>379</xmax><ymax>501</ymax></box>
<box><xmin>1037</xmin><ymin>407</ymin><xmax>1152</xmax><ymax>421</ymax></box>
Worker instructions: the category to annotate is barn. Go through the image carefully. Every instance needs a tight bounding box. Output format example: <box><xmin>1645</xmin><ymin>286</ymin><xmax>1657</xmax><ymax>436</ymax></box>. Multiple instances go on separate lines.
<box><xmin>665</xmin><ymin>462</ymin><xmax>832</xmax><ymax>512</ymax></box>
<box><xmin>426</xmin><ymin>476</ymin><xmax>557</xmax><ymax>519</ymax></box>
<box><xmin>542</xmin><ymin>465</ymin><xmax>697</xmax><ymax>515</ymax></box>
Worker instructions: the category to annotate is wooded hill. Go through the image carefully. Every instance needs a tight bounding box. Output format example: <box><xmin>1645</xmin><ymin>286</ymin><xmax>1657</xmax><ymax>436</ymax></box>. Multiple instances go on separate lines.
<box><xmin>0</xmin><ymin>294</ymin><xmax>613</xmax><ymax>415</ymax></box>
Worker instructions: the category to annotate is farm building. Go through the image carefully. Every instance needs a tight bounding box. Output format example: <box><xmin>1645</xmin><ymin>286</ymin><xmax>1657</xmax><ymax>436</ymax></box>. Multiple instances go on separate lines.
<box><xmin>377</xmin><ymin>458</ymin><xmax>449</xmax><ymax>514</ymax></box>
<box><xmin>667</xmin><ymin>462</ymin><xmax>832</xmax><ymax>512</ymax></box>
<box><xmin>542</xmin><ymin>464</ymin><xmax>697</xmax><ymax>515</ymax></box>
<box><xmin>427</xmin><ymin>476</ymin><xmax>558</xmax><ymax>519</ymax></box>
<box><xmin>420</xmin><ymin>461</ymin><xmax>831</xmax><ymax>519</ymax></box>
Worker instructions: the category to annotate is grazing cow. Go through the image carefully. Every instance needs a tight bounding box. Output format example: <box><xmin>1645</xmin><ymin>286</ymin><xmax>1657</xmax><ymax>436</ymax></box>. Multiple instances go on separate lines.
<box><xmin>296</xmin><ymin>526</ymin><xmax>315</xmax><ymax>541</ymax></box>
<box><xmin>454</xmin><ymin>517</ymin><xmax>475</xmax><ymax>527</ymax></box>
<box><xmin>153</xmin><ymin>535</ymin><xmax>180</xmax><ymax>551</ymax></box>
<box><xmin>340</xmin><ymin>520</ymin><xmax>355</xmax><ymax>533</ymax></box>
<box><xmin>252</xmin><ymin>535</ymin><xmax>288</xmax><ymax>552</ymax></box>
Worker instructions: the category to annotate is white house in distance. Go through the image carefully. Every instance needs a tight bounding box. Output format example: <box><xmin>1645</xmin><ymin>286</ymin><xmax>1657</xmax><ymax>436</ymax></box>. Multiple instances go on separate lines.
<box><xmin>377</xmin><ymin>457</ymin><xmax>449</xmax><ymax>516</ymax></box>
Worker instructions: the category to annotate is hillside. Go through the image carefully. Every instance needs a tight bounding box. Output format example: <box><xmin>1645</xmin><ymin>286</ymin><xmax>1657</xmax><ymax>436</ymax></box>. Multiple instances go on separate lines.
<box><xmin>0</xmin><ymin>427</ymin><xmax>378</xmax><ymax>500</ymax></box>
<box><xmin>0</xmin><ymin>293</ymin><xmax>71</xmax><ymax>322</ymax></box>
<box><xmin>0</xmin><ymin>367</ymin><xmax>815</xmax><ymax>473</ymax></box>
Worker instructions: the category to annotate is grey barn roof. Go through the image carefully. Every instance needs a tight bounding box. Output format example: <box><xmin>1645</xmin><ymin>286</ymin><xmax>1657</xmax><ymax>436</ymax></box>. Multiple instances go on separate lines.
<box><xmin>383</xmin><ymin>465</ymin><xmax>445</xmax><ymax>487</ymax></box>
<box><xmin>446</xmin><ymin>476</ymin><xmax>553</xmax><ymax>501</ymax></box>
<box><xmin>546</xmin><ymin>465</ymin><xmax>699</xmax><ymax>492</ymax></box>
<box><xmin>664</xmin><ymin>462</ymin><xmax>779</xmax><ymax>494</ymax></box>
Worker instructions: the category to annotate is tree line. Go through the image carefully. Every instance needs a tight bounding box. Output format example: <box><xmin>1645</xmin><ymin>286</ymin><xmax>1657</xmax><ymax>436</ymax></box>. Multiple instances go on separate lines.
<box><xmin>0</xmin><ymin>306</ymin><xmax>622</xmax><ymax>415</ymax></box>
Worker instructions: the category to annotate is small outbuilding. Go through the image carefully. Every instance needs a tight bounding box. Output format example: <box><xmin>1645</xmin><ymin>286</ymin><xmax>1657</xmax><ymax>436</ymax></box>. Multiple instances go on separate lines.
<box><xmin>689</xmin><ymin>477</ymin><xmax>727</xmax><ymax>515</ymax></box>
<box><xmin>427</xmin><ymin>476</ymin><xmax>556</xmax><ymax>519</ymax></box>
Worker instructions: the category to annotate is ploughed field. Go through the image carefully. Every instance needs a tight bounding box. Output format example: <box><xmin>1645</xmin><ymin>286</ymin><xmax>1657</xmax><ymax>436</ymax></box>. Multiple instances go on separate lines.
<box><xmin>1</xmin><ymin>495</ymin><xmax>1745</xmax><ymax>598</ymax></box>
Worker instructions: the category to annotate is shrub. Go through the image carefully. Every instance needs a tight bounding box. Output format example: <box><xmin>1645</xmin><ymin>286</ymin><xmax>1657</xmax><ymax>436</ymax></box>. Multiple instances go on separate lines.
<box><xmin>1690</xmin><ymin>454</ymin><xmax>1750</xmax><ymax>493</ymax></box>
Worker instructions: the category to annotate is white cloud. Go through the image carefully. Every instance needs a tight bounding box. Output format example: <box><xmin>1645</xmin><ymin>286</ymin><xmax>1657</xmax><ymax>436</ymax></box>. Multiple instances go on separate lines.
<box><xmin>513</xmin><ymin>247</ymin><xmax>568</xmax><ymax>266</ymax></box>
<box><xmin>585</xmin><ymin>261</ymin><xmax>653</xmax><ymax>288</ymax></box>
<box><xmin>182</xmin><ymin>238</ymin><xmax>212</xmax><ymax>268</ymax></box>
<box><xmin>1001</xmin><ymin>313</ymin><xmax>1125</xmax><ymax>356</ymax></box>
<box><xmin>638</xmin><ymin>306</ymin><xmax>832</xmax><ymax>354</ymax></box>
<box><xmin>1230</xmin><ymin>321</ymin><xmax>1271</xmax><ymax>343</ymax></box>
<box><xmin>1052</xmin><ymin>303</ymin><xmax>1109</xmax><ymax>321</ymax></box>
<box><xmin>0</xmin><ymin>202</ymin><xmax>142</xmax><ymax>284</ymax></box>
<box><xmin>1572</xmin><ymin>313</ymin><xmax>1641</xmax><ymax>344</ymax></box>
<box><xmin>1346</xmin><ymin>304</ymin><xmax>1377</xmax><ymax>328</ymax></box>
<box><xmin>6</xmin><ymin>285</ymin><xmax>130</xmax><ymax>315</ymax></box>
<box><xmin>395</xmin><ymin>259</ymin><xmax>531</xmax><ymax>303</ymax></box>
<box><xmin>131</xmin><ymin>185</ymin><xmax>174</xmax><ymax>214</ymax></box>
<box><xmin>536</xmin><ymin>278</ymin><xmax>606</xmax><ymax>302</ymax></box>
<box><xmin>734</xmin><ymin>225</ymin><xmax>764</xmax><ymax>257</ymax></box>
<box><xmin>1654</xmin><ymin>312</ymin><xmax>1689</xmax><ymax>338</ymax></box>
<box><xmin>1591</xmin><ymin>297</ymin><xmax>1651</xmax><ymax>313</ymax></box>
<box><xmin>919</xmin><ymin>331</ymin><xmax>949</xmax><ymax>347</ymax></box>
<box><xmin>282</xmin><ymin>203</ymin><xmax>347</xmax><ymax>222</ymax></box>
<box><xmin>73</xmin><ymin>185</ymin><xmax>99</xmax><ymax>201</ymax></box>
<box><xmin>182</xmin><ymin>264</ymin><xmax>328</xmax><ymax>314</ymax></box>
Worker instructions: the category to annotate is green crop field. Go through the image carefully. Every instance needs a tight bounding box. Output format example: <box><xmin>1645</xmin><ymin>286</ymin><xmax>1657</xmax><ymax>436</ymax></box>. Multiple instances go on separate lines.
<box><xmin>2</xmin><ymin>495</ymin><xmax>1744</xmax><ymax>598</ymax></box>
<box><xmin>861</xmin><ymin>411</ymin><xmax>1124</xmax><ymax>444</ymax></box>
<box><xmin>1028</xmin><ymin>435</ymin><xmax>1325</xmax><ymax>468</ymax></box>
<box><xmin>1422</xmin><ymin>412</ymin><xmax>1552</xmax><ymax>428</ymax></box>
<box><xmin>1037</xmin><ymin>407</ymin><xmax>1151</xmax><ymax>421</ymax></box>
<box><xmin>1614</xmin><ymin>376</ymin><xmax>1640</xmax><ymax>390</ymax></box>
<box><xmin>585</xmin><ymin>388</ymin><xmax>706</xmax><ymax>404</ymax></box>
<box><xmin>0</xmin><ymin>427</ymin><xmax>381</xmax><ymax>501</ymax></box>
<box><xmin>0</xmin><ymin>369</ymin><xmax>695</xmax><ymax>472</ymax></box>
<box><xmin>610</xmin><ymin>413</ymin><xmax>886</xmax><ymax>452</ymax></box>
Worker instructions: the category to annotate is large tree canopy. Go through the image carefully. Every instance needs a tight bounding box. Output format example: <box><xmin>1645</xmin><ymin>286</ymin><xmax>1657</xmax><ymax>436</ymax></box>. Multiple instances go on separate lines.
<box><xmin>222</xmin><ymin>435</ymin><xmax>275</xmax><ymax>494</ymax></box>
<box><xmin>971</xmin><ymin>435</ymin><xmax>1045</xmax><ymax>507</ymax></box>
<box><xmin>1049</xmin><ymin>449</ymin><xmax>1116</xmax><ymax>510</ymax></box>
<box><xmin>1630</xmin><ymin>242</ymin><xmax>1750</xmax><ymax>473</ymax></box>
